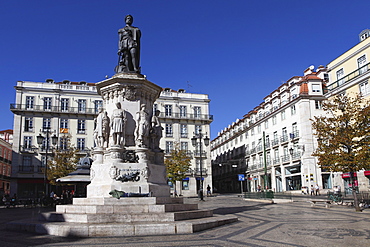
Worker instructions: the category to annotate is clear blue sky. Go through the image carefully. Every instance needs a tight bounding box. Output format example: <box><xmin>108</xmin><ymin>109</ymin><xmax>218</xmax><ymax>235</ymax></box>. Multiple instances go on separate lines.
<box><xmin>1</xmin><ymin>0</ymin><xmax>369</xmax><ymax>139</ymax></box>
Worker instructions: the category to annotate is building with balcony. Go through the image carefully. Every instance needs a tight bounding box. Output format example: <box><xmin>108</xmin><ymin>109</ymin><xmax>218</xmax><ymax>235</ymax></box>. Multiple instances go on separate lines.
<box><xmin>0</xmin><ymin>137</ymin><xmax>12</xmax><ymax>196</ymax></box>
<box><xmin>10</xmin><ymin>80</ymin><xmax>213</xmax><ymax>198</ymax></box>
<box><xmin>155</xmin><ymin>88</ymin><xmax>213</xmax><ymax>197</ymax></box>
<box><xmin>323</xmin><ymin>29</ymin><xmax>370</xmax><ymax>192</ymax></box>
<box><xmin>211</xmin><ymin>66</ymin><xmax>328</xmax><ymax>193</ymax></box>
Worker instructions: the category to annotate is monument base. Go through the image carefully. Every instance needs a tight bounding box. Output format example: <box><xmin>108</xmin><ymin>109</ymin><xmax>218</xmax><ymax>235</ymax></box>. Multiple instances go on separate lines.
<box><xmin>6</xmin><ymin>197</ymin><xmax>238</xmax><ymax>237</ymax></box>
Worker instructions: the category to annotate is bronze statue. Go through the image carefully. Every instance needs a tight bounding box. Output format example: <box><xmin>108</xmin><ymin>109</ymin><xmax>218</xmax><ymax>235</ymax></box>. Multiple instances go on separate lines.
<box><xmin>115</xmin><ymin>14</ymin><xmax>141</xmax><ymax>74</ymax></box>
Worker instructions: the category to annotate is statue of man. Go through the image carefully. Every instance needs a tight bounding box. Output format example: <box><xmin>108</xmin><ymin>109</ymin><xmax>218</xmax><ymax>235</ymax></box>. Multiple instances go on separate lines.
<box><xmin>135</xmin><ymin>104</ymin><xmax>149</xmax><ymax>147</ymax></box>
<box><xmin>110</xmin><ymin>102</ymin><xmax>126</xmax><ymax>146</ymax></box>
<box><xmin>94</xmin><ymin>108</ymin><xmax>104</xmax><ymax>148</ymax></box>
<box><xmin>151</xmin><ymin>110</ymin><xmax>163</xmax><ymax>150</ymax></box>
<box><xmin>102</xmin><ymin>111</ymin><xmax>110</xmax><ymax>148</ymax></box>
<box><xmin>116</xmin><ymin>14</ymin><xmax>141</xmax><ymax>74</ymax></box>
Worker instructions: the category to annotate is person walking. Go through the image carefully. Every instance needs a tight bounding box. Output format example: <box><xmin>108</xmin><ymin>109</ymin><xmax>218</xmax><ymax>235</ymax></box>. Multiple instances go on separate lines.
<box><xmin>310</xmin><ymin>185</ymin><xmax>315</xmax><ymax>196</ymax></box>
<box><xmin>315</xmin><ymin>184</ymin><xmax>320</xmax><ymax>196</ymax></box>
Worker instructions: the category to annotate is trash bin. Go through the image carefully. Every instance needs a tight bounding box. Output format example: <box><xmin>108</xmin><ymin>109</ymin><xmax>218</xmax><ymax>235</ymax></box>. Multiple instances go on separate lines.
<box><xmin>265</xmin><ymin>190</ymin><xmax>274</xmax><ymax>199</ymax></box>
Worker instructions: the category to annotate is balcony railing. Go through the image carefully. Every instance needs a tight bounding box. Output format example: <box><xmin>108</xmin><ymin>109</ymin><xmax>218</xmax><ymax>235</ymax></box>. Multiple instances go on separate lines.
<box><xmin>194</xmin><ymin>168</ymin><xmax>208</xmax><ymax>176</ymax></box>
<box><xmin>281</xmin><ymin>154</ymin><xmax>290</xmax><ymax>163</ymax></box>
<box><xmin>271</xmin><ymin>139</ymin><xmax>279</xmax><ymax>146</ymax></box>
<box><xmin>326</xmin><ymin>62</ymin><xmax>370</xmax><ymax>92</ymax></box>
<box><xmin>10</xmin><ymin>104</ymin><xmax>99</xmax><ymax>115</ymax></box>
<box><xmin>159</xmin><ymin>112</ymin><xmax>213</xmax><ymax>122</ymax></box>
<box><xmin>280</xmin><ymin>135</ymin><xmax>289</xmax><ymax>143</ymax></box>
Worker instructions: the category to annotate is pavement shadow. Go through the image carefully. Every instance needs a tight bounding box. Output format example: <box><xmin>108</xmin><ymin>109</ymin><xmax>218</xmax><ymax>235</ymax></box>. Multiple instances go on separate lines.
<box><xmin>213</xmin><ymin>204</ymin><xmax>269</xmax><ymax>215</ymax></box>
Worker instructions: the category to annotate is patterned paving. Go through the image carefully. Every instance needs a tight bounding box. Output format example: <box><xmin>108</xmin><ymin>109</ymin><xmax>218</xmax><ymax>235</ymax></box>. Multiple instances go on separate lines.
<box><xmin>1</xmin><ymin>196</ymin><xmax>369</xmax><ymax>246</ymax></box>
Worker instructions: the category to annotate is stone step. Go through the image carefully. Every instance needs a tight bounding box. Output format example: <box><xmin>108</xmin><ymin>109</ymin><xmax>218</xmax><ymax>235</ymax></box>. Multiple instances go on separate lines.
<box><xmin>7</xmin><ymin>215</ymin><xmax>238</xmax><ymax>237</ymax></box>
<box><xmin>56</xmin><ymin>203</ymin><xmax>198</xmax><ymax>214</ymax></box>
<box><xmin>72</xmin><ymin>197</ymin><xmax>184</xmax><ymax>206</ymax></box>
<box><xmin>40</xmin><ymin>209</ymin><xmax>213</xmax><ymax>223</ymax></box>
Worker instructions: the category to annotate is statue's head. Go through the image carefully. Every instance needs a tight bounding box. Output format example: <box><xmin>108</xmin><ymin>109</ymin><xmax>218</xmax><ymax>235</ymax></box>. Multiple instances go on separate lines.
<box><xmin>125</xmin><ymin>15</ymin><xmax>133</xmax><ymax>25</ymax></box>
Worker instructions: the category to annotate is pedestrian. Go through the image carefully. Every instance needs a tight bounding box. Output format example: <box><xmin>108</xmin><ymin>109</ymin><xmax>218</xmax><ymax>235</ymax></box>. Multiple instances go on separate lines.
<box><xmin>207</xmin><ymin>185</ymin><xmax>211</xmax><ymax>197</ymax></box>
<box><xmin>315</xmin><ymin>184</ymin><xmax>320</xmax><ymax>196</ymax></box>
<box><xmin>310</xmin><ymin>185</ymin><xmax>315</xmax><ymax>196</ymax></box>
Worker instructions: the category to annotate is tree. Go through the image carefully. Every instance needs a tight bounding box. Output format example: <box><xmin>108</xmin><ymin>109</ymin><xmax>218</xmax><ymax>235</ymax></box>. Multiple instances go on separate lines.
<box><xmin>311</xmin><ymin>94</ymin><xmax>370</xmax><ymax>211</ymax></box>
<box><xmin>165</xmin><ymin>143</ymin><xmax>192</xmax><ymax>196</ymax></box>
<box><xmin>47</xmin><ymin>135</ymin><xmax>80</xmax><ymax>185</ymax></box>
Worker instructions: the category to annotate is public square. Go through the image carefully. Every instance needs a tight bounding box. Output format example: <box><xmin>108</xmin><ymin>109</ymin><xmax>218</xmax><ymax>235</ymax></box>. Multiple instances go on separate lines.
<box><xmin>1</xmin><ymin>194</ymin><xmax>369</xmax><ymax>247</ymax></box>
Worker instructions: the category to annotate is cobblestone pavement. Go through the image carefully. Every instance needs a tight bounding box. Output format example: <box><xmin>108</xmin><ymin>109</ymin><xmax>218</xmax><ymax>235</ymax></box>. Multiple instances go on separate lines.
<box><xmin>1</xmin><ymin>194</ymin><xmax>369</xmax><ymax>246</ymax></box>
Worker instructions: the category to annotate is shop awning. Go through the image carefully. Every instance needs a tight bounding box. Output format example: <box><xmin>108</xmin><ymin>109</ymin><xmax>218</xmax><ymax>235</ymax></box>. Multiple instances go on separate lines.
<box><xmin>341</xmin><ymin>172</ymin><xmax>357</xmax><ymax>178</ymax></box>
<box><xmin>364</xmin><ymin>171</ymin><xmax>370</xmax><ymax>176</ymax></box>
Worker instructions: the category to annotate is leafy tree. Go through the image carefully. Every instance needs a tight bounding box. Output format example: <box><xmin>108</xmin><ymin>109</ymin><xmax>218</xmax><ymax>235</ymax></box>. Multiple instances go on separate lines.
<box><xmin>311</xmin><ymin>94</ymin><xmax>370</xmax><ymax>211</ymax></box>
<box><xmin>165</xmin><ymin>143</ymin><xmax>192</xmax><ymax>196</ymax></box>
<box><xmin>47</xmin><ymin>135</ymin><xmax>80</xmax><ymax>185</ymax></box>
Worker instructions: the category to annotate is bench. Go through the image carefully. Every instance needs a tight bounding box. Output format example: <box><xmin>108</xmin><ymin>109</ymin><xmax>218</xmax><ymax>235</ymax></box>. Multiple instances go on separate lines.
<box><xmin>310</xmin><ymin>200</ymin><xmax>331</xmax><ymax>208</ymax></box>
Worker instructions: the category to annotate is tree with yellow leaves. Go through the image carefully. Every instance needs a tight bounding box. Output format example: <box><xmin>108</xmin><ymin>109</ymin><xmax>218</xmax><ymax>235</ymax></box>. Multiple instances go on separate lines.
<box><xmin>311</xmin><ymin>94</ymin><xmax>370</xmax><ymax>211</ymax></box>
<box><xmin>165</xmin><ymin>143</ymin><xmax>192</xmax><ymax>197</ymax></box>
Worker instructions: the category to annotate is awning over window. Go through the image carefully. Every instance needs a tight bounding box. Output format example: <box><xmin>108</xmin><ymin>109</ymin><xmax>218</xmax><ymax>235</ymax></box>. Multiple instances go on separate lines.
<box><xmin>364</xmin><ymin>171</ymin><xmax>370</xmax><ymax>176</ymax></box>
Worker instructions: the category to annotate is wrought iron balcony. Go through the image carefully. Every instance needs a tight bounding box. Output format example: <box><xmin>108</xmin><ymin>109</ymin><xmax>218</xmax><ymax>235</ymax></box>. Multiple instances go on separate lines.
<box><xmin>159</xmin><ymin>112</ymin><xmax>213</xmax><ymax>122</ymax></box>
<box><xmin>10</xmin><ymin>104</ymin><xmax>99</xmax><ymax>115</ymax></box>
<box><xmin>194</xmin><ymin>168</ymin><xmax>208</xmax><ymax>176</ymax></box>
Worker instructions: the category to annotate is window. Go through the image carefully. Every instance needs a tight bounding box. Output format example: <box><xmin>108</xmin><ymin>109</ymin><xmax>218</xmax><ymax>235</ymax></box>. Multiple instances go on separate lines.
<box><xmin>165</xmin><ymin>105</ymin><xmax>172</xmax><ymax>117</ymax></box>
<box><xmin>165</xmin><ymin>141</ymin><xmax>173</xmax><ymax>154</ymax></box>
<box><xmin>282</xmin><ymin>127</ymin><xmax>287</xmax><ymax>138</ymax></box>
<box><xmin>43</xmin><ymin>118</ymin><xmax>51</xmax><ymax>130</ymax></box>
<box><xmin>180</xmin><ymin>105</ymin><xmax>187</xmax><ymax>117</ymax></box>
<box><xmin>60</xmin><ymin>118</ymin><xmax>68</xmax><ymax>130</ymax></box>
<box><xmin>94</xmin><ymin>100</ymin><xmax>103</xmax><ymax>113</ymax></box>
<box><xmin>312</xmin><ymin>84</ymin><xmax>321</xmax><ymax>93</ymax></box>
<box><xmin>264</xmin><ymin>120</ymin><xmax>269</xmax><ymax>129</ymax></box>
<box><xmin>78</xmin><ymin>99</ymin><xmax>86</xmax><ymax>113</ymax></box>
<box><xmin>43</xmin><ymin>97</ymin><xmax>52</xmax><ymax>110</ymax></box>
<box><xmin>180</xmin><ymin>124</ymin><xmax>188</xmax><ymax>138</ymax></box>
<box><xmin>257</xmin><ymin>124</ymin><xmax>261</xmax><ymax>134</ymax></box>
<box><xmin>315</xmin><ymin>100</ymin><xmax>323</xmax><ymax>109</ymax></box>
<box><xmin>182</xmin><ymin>180</ymin><xmax>189</xmax><ymax>190</ymax></box>
<box><xmin>25</xmin><ymin>96</ymin><xmax>34</xmax><ymax>109</ymax></box>
<box><xmin>61</xmin><ymin>98</ymin><xmax>69</xmax><ymax>111</ymax></box>
<box><xmin>336</xmin><ymin>69</ymin><xmax>344</xmax><ymax>85</ymax></box>
<box><xmin>60</xmin><ymin>137</ymin><xmax>68</xmax><ymax>150</ymax></box>
<box><xmin>21</xmin><ymin>156</ymin><xmax>33</xmax><ymax>172</ymax></box>
<box><xmin>359</xmin><ymin>81</ymin><xmax>369</xmax><ymax>96</ymax></box>
<box><xmin>24</xmin><ymin>136</ymin><xmax>32</xmax><ymax>149</ymax></box>
<box><xmin>281</xmin><ymin>110</ymin><xmax>286</xmax><ymax>120</ymax></box>
<box><xmin>24</xmin><ymin>117</ymin><xmax>33</xmax><ymax>132</ymax></box>
<box><xmin>77</xmin><ymin>138</ymin><xmax>85</xmax><ymax>150</ymax></box>
<box><xmin>77</xmin><ymin>119</ymin><xmax>86</xmax><ymax>134</ymax></box>
<box><xmin>272</xmin><ymin>115</ymin><xmax>277</xmax><ymax>125</ymax></box>
<box><xmin>195</xmin><ymin>125</ymin><xmax>201</xmax><ymax>135</ymax></box>
<box><xmin>153</xmin><ymin>104</ymin><xmax>158</xmax><ymax>113</ymax></box>
<box><xmin>358</xmin><ymin>55</ymin><xmax>367</xmax><ymax>74</ymax></box>
<box><xmin>193</xmin><ymin>106</ymin><xmax>201</xmax><ymax>118</ymax></box>
<box><xmin>180</xmin><ymin>142</ymin><xmax>188</xmax><ymax>151</ymax></box>
<box><xmin>251</xmin><ymin>128</ymin><xmax>254</xmax><ymax>136</ymax></box>
<box><xmin>291</xmin><ymin>105</ymin><xmax>296</xmax><ymax>115</ymax></box>
<box><xmin>165</xmin><ymin>124</ymin><xmax>173</xmax><ymax>137</ymax></box>
<box><xmin>291</xmin><ymin>123</ymin><xmax>298</xmax><ymax>139</ymax></box>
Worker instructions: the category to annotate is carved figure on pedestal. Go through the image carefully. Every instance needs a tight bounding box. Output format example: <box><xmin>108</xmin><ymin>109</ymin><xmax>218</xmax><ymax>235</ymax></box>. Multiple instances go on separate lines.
<box><xmin>135</xmin><ymin>104</ymin><xmax>149</xmax><ymax>147</ymax></box>
<box><xmin>94</xmin><ymin>108</ymin><xmax>104</xmax><ymax>148</ymax></box>
<box><xmin>110</xmin><ymin>102</ymin><xmax>126</xmax><ymax>146</ymax></box>
<box><xmin>115</xmin><ymin>14</ymin><xmax>141</xmax><ymax>74</ymax></box>
<box><xmin>102</xmin><ymin>111</ymin><xmax>110</xmax><ymax>148</ymax></box>
<box><xmin>150</xmin><ymin>110</ymin><xmax>163</xmax><ymax>150</ymax></box>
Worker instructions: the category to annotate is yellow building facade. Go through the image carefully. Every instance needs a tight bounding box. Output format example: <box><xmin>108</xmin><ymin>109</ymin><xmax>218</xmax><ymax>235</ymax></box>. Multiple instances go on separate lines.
<box><xmin>325</xmin><ymin>30</ymin><xmax>370</xmax><ymax>193</ymax></box>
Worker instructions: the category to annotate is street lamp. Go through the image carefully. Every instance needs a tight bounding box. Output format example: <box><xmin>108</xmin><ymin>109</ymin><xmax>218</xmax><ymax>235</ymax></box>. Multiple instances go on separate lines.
<box><xmin>191</xmin><ymin>132</ymin><xmax>210</xmax><ymax>201</ymax></box>
<box><xmin>37</xmin><ymin>128</ymin><xmax>58</xmax><ymax>197</ymax></box>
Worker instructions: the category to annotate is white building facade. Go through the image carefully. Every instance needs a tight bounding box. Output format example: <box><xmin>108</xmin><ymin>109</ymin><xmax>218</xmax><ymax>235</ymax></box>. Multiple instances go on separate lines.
<box><xmin>10</xmin><ymin>80</ymin><xmax>212</xmax><ymax>198</ymax></box>
<box><xmin>211</xmin><ymin>66</ymin><xmax>328</xmax><ymax>193</ymax></box>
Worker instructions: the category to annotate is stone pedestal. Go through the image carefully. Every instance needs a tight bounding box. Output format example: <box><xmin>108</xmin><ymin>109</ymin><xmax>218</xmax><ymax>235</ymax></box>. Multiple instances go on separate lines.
<box><xmin>86</xmin><ymin>73</ymin><xmax>169</xmax><ymax>198</ymax></box>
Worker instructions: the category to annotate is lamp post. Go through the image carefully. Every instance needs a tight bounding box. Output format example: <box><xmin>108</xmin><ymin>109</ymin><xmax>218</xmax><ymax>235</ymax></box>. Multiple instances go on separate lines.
<box><xmin>37</xmin><ymin>128</ymin><xmax>58</xmax><ymax>197</ymax></box>
<box><xmin>191</xmin><ymin>132</ymin><xmax>210</xmax><ymax>201</ymax></box>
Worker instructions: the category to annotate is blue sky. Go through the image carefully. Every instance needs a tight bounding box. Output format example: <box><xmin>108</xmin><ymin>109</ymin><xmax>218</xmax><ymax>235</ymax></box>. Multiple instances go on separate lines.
<box><xmin>0</xmin><ymin>0</ymin><xmax>369</xmax><ymax>139</ymax></box>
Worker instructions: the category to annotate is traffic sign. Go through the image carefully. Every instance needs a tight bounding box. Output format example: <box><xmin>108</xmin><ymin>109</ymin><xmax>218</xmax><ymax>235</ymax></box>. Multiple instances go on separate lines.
<box><xmin>238</xmin><ymin>174</ymin><xmax>245</xmax><ymax>181</ymax></box>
